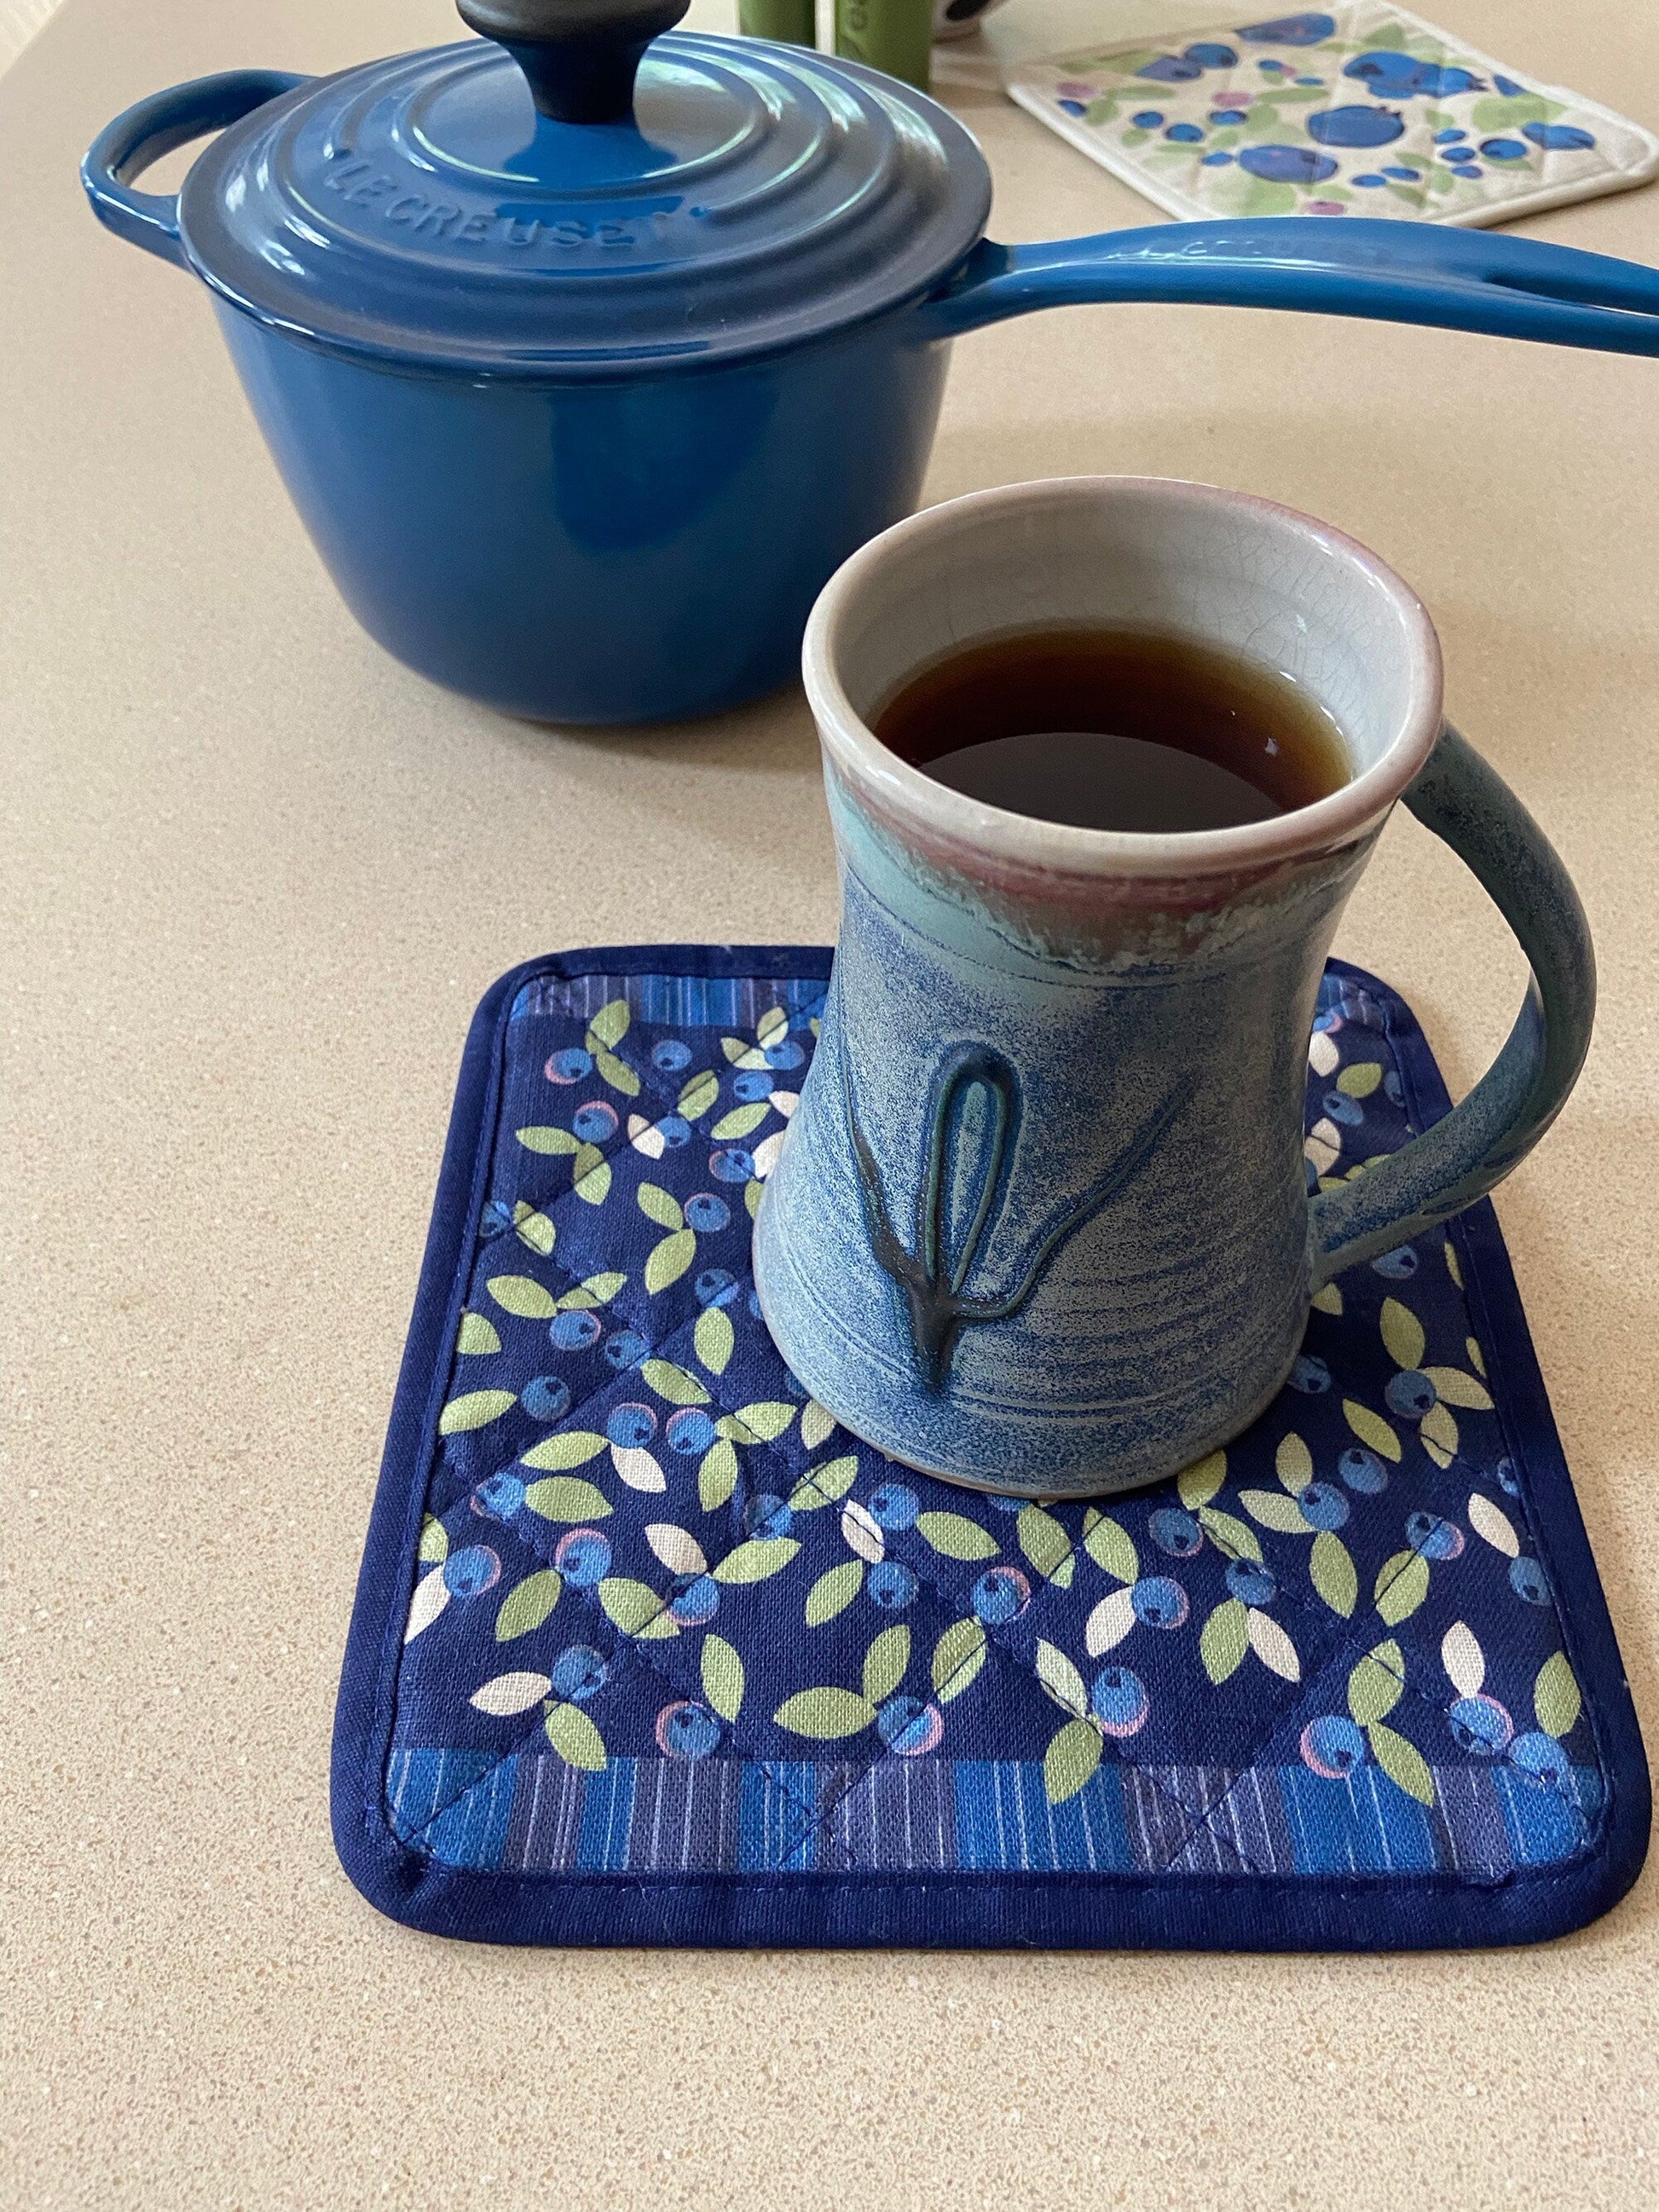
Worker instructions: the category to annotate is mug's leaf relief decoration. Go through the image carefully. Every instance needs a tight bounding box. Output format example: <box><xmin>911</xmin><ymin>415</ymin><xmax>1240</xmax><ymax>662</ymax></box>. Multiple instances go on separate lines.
<box><xmin>845</xmin><ymin>1039</ymin><xmax>1184</xmax><ymax>1390</ymax></box>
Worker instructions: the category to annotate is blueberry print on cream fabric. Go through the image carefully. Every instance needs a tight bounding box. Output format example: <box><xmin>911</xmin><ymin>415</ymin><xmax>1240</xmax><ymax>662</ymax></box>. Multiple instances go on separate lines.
<box><xmin>1003</xmin><ymin>3</ymin><xmax>1659</xmax><ymax>228</ymax></box>
<box><xmin>379</xmin><ymin>962</ymin><xmax>1610</xmax><ymax>1890</ymax></box>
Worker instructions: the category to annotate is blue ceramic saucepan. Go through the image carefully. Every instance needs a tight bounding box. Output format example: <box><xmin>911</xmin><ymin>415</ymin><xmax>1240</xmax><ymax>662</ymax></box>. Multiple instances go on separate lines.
<box><xmin>84</xmin><ymin>0</ymin><xmax>1659</xmax><ymax>723</ymax></box>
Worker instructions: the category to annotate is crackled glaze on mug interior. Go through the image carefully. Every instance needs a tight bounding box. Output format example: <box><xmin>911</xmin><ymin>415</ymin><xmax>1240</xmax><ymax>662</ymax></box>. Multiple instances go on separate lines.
<box><xmin>753</xmin><ymin>477</ymin><xmax>1444</xmax><ymax>1495</ymax></box>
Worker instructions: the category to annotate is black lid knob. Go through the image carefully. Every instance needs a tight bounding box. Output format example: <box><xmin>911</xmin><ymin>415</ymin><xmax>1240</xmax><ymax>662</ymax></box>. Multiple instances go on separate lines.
<box><xmin>458</xmin><ymin>0</ymin><xmax>691</xmax><ymax>124</ymax></box>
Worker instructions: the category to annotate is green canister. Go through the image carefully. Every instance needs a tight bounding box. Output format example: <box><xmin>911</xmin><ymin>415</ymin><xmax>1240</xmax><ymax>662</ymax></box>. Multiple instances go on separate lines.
<box><xmin>737</xmin><ymin>0</ymin><xmax>817</xmax><ymax>43</ymax></box>
<box><xmin>835</xmin><ymin>0</ymin><xmax>931</xmax><ymax>90</ymax></box>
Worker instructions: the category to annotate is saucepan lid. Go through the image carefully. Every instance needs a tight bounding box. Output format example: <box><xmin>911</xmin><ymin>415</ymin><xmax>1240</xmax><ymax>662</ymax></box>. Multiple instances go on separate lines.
<box><xmin>176</xmin><ymin>0</ymin><xmax>991</xmax><ymax>378</ymax></box>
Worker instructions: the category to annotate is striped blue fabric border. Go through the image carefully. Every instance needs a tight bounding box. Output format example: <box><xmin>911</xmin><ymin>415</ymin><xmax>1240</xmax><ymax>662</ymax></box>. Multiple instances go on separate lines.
<box><xmin>385</xmin><ymin>1750</ymin><xmax>1603</xmax><ymax>1882</ymax></box>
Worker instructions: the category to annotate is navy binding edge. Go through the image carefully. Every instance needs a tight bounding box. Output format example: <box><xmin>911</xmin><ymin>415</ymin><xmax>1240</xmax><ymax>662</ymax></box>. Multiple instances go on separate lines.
<box><xmin>329</xmin><ymin>946</ymin><xmax>1650</xmax><ymax>1950</ymax></box>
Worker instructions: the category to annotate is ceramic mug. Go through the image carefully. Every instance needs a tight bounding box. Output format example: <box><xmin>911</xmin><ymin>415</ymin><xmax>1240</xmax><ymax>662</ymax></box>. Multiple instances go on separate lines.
<box><xmin>753</xmin><ymin>476</ymin><xmax>1594</xmax><ymax>1497</ymax></box>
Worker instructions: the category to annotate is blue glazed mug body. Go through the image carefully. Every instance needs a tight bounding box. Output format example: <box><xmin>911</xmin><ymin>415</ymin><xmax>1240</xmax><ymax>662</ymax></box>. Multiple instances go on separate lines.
<box><xmin>752</xmin><ymin>477</ymin><xmax>1593</xmax><ymax>1496</ymax></box>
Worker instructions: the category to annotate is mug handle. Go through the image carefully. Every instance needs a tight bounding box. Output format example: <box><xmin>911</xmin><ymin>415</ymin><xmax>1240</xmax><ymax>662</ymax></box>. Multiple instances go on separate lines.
<box><xmin>1308</xmin><ymin>723</ymin><xmax>1593</xmax><ymax>1286</ymax></box>
<box><xmin>82</xmin><ymin>71</ymin><xmax>309</xmax><ymax>270</ymax></box>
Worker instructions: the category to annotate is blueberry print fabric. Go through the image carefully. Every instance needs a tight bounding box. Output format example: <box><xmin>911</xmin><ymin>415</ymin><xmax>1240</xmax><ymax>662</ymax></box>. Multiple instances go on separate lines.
<box><xmin>331</xmin><ymin>947</ymin><xmax>1648</xmax><ymax>1949</ymax></box>
<box><xmin>1004</xmin><ymin>4</ymin><xmax>1659</xmax><ymax>230</ymax></box>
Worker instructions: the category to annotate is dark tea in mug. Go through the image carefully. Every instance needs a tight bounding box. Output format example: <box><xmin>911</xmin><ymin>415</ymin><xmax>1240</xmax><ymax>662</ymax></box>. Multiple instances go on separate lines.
<box><xmin>872</xmin><ymin>625</ymin><xmax>1351</xmax><ymax>834</ymax></box>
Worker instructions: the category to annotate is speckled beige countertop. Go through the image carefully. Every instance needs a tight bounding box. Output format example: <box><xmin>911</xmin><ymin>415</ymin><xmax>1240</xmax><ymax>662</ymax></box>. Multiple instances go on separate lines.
<box><xmin>3</xmin><ymin>1</ymin><xmax>1656</xmax><ymax>2204</ymax></box>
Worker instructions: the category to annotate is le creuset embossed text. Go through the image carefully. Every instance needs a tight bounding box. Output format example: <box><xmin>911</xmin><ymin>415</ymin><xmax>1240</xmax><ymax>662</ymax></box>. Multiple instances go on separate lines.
<box><xmin>84</xmin><ymin>0</ymin><xmax>1659</xmax><ymax>723</ymax></box>
<box><xmin>752</xmin><ymin>479</ymin><xmax>1594</xmax><ymax>1498</ymax></box>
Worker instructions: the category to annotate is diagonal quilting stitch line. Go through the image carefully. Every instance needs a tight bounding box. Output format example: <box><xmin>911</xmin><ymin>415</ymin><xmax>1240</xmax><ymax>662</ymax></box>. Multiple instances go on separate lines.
<box><xmin>1370</xmin><ymin>999</ymin><xmax>1599</xmax><ymax>1835</ymax></box>
<box><xmin>394</xmin><ymin>1629</ymin><xmax>649</xmax><ymax>1846</ymax></box>
<box><xmin>496</xmin><ymin>1021</ymin><xmax>792</xmax><ymax>1246</ymax></box>
<box><xmin>397</xmin><ymin>1285</ymin><xmax>858</xmax><ymax>1840</ymax></box>
<box><xmin>1169</xmin><ymin>1468</ymin><xmax>1592</xmax><ymax>1860</ymax></box>
<box><xmin>396</xmin><ymin>1577</ymin><xmax>826</xmax><ymax>1856</ymax></box>
<box><xmin>868</xmin><ymin>1522</ymin><xmax>1276</xmax><ymax>1877</ymax></box>
<box><xmin>505</xmin><ymin>979</ymin><xmax>813</xmax><ymax>1214</ymax></box>
<box><xmin>394</xmin><ymin>1443</ymin><xmax>834</xmax><ymax>1848</ymax></box>
<box><xmin>754</xmin><ymin>1607</ymin><xmax>1020</xmax><ymax>1875</ymax></box>
<box><xmin>888</xmin><ymin>1499</ymin><xmax>1295</xmax><ymax>1872</ymax></box>
<box><xmin>1142</xmin><ymin>1502</ymin><xmax>1470</xmax><ymax>1871</ymax></box>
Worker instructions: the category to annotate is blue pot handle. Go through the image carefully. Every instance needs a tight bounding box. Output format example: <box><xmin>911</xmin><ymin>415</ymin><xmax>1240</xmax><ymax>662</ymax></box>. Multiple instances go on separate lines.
<box><xmin>1308</xmin><ymin>723</ymin><xmax>1593</xmax><ymax>1286</ymax></box>
<box><xmin>83</xmin><ymin>71</ymin><xmax>309</xmax><ymax>269</ymax></box>
<box><xmin>920</xmin><ymin>217</ymin><xmax>1659</xmax><ymax>357</ymax></box>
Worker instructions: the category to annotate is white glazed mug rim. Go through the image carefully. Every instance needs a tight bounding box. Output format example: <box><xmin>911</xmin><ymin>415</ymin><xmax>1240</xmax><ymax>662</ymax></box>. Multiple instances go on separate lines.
<box><xmin>802</xmin><ymin>475</ymin><xmax>1446</xmax><ymax>882</ymax></box>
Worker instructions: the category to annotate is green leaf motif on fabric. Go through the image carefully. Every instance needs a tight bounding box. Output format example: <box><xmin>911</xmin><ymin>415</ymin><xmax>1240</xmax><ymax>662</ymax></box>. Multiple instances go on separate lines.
<box><xmin>1380</xmin><ymin>1297</ymin><xmax>1425</xmax><ymax>1372</ymax></box>
<box><xmin>915</xmin><ymin>1510</ymin><xmax>999</xmax><ymax>1561</ymax></box>
<box><xmin>1336</xmin><ymin>1061</ymin><xmax>1383</xmax><ymax>1098</ymax></box>
<box><xmin>573</xmin><ymin>1145</ymin><xmax>611</xmax><ymax>1204</ymax></box>
<box><xmin>599</xmin><ymin>1577</ymin><xmax>675</xmax><ymax>1638</ymax></box>
<box><xmin>801</xmin><ymin>1399</ymin><xmax>835</xmax><ymax>1451</ymax></box>
<box><xmin>546</xmin><ymin>1701</ymin><xmax>607</xmax><ymax>1771</ymax></box>
<box><xmin>1348</xmin><ymin>1640</ymin><xmax>1405</xmax><ymax>1725</ymax></box>
<box><xmin>713</xmin><ymin>1537</ymin><xmax>800</xmax><ymax>1585</ymax></box>
<box><xmin>1177</xmin><ymin>1451</ymin><xmax>1225</xmax><ymax>1510</ymax></box>
<box><xmin>438</xmin><ymin>1389</ymin><xmax>516</xmax><ymax>1435</ymax></box>
<box><xmin>711</xmin><ymin>1102</ymin><xmax>769</xmax><ymax>1141</ymax></box>
<box><xmin>694</xmin><ymin>1303</ymin><xmax>734</xmax><ymax>1377</ymax></box>
<box><xmin>805</xmin><ymin>1560</ymin><xmax>864</xmax><ymax>1625</ymax></box>
<box><xmin>1309</xmin><ymin>1530</ymin><xmax>1357</xmax><ymax>1617</ymax></box>
<box><xmin>678</xmin><ymin>1070</ymin><xmax>720</xmax><ymax>1122</ymax></box>
<box><xmin>641</xmin><ymin>1359</ymin><xmax>709</xmax><ymax>1406</ymax></box>
<box><xmin>1199</xmin><ymin>1597</ymin><xmax>1249</xmax><ymax>1684</ymax></box>
<box><xmin>562</xmin><ymin>1271</ymin><xmax>626</xmax><ymax>1309</ymax></box>
<box><xmin>592</xmin><ymin>1047</ymin><xmax>639</xmax><ymax>1099</ymax></box>
<box><xmin>456</xmin><ymin>1312</ymin><xmax>501</xmax><ymax>1355</ymax></box>
<box><xmin>521</xmin><ymin>1430</ymin><xmax>605</xmax><ymax>1470</ymax></box>
<box><xmin>1044</xmin><ymin>1718</ymin><xmax>1103</xmax><ymax>1805</ymax></box>
<box><xmin>700</xmin><ymin>1635</ymin><xmax>744</xmax><ymax>1721</ymax></box>
<box><xmin>1240</xmin><ymin>1488</ymin><xmax>1310</xmax><ymax>1535</ymax></box>
<box><xmin>418</xmin><ymin>1514</ymin><xmax>448</xmax><ymax>1565</ymax></box>
<box><xmin>863</xmin><ymin>1626</ymin><xmax>910</xmax><ymax>1705</ymax></box>
<box><xmin>1367</xmin><ymin>1721</ymin><xmax>1435</xmax><ymax>1806</ymax></box>
<box><xmin>773</xmin><ymin>1687</ymin><xmax>875</xmax><ymax>1739</ymax></box>
<box><xmin>1344</xmin><ymin>1399</ymin><xmax>1402</xmax><ymax>1462</ymax></box>
<box><xmin>1535</xmin><ymin>1652</ymin><xmax>1581</xmax><ymax>1740</ymax></box>
<box><xmin>1467</xmin><ymin>1493</ymin><xmax>1518</xmax><ymax>1556</ymax></box>
<box><xmin>1018</xmin><ymin>1505</ymin><xmax>1073</xmax><ymax>1585</ymax></box>
<box><xmin>637</xmin><ymin>1182</ymin><xmax>684</xmax><ymax>1230</ymax></box>
<box><xmin>932</xmin><ymin>1617</ymin><xmax>987</xmax><ymax>1703</ymax></box>
<box><xmin>495</xmin><ymin>1568</ymin><xmax>561</xmax><ymax>1641</ymax></box>
<box><xmin>1275</xmin><ymin>1432</ymin><xmax>1313</xmax><ymax>1494</ymax></box>
<box><xmin>1035</xmin><ymin>1640</ymin><xmax>1088</xmax><ymax>1718</ymax></box>
<box><xmin>698</xmin><ymin>1440</ymin><xmax>739</xmax><ymax>1511</ymax></box>
<box><xmin>1198</xmin><ymin>1507</ymin><xmax>1262</xmax><ymax>1565</ymax></box>
<box><xmin>1419</xmin><ymin>1401</ymin><xmax>1459</xmax><ymax>1469</ymax></box>
<box><xmin>587</xmin><ymin>998</ymin><xmax>630</xmax><ymax>1052</ymax></box>
<box><xmin>488</xmin><ymin>1273</ymin><xmax>558</xmax><ymax>1320</ymax></box>
<box><xmin>1081</xmin><ymin>1509</ymin><xmax>1137</xmax><ymax>1584</ymax></box>
<box><xmin>516</xmin><ymin>1125</ymin><xmax>579</xmax><ymax>1155</ymax></box>
<box><xmin>1423</xmin><ymin>1365</ymin><xmax>1491</xmax><ymax>1410</ymax></box>
<box><xmin>720</xmin><ymin>1402</ymin><xmax>795</xmax><ymax>1444</ymax></box>
<box><xmin>523</xmin><ymin>1476</ymin><xmax>611</xmax><ymax>1522</ymax></box>
<box><xmin>1471</xmin><ymin>93</ymin><xmax>1564</xmax><ymax>131</ymax></box>
<box><xmin>514</xmin><ymin>1205</ymin><xmax>557</xmax><ymax>1255</ymax></box>
<box><xmin>789</xmin><ymin>1455</ymin><xmax>858</xmax><ymax>1513</ymax></box>
<box><xmin>1374</xmin><ymin>1548</ymin><xmax>1431</xmax><ymax>1625</ymax></box>
<box><xmin>645</xmin><ymin>1227</ymin><xmax>697</xmax><ymax>1292</ymax></box>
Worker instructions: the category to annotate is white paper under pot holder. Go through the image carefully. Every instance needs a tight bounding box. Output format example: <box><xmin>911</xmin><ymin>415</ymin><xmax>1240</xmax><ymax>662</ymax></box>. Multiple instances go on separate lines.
<box><xmin>1003</xmin><ymin>4</ymin><xmax>1659</xmax><ymax>227</ymax></box>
